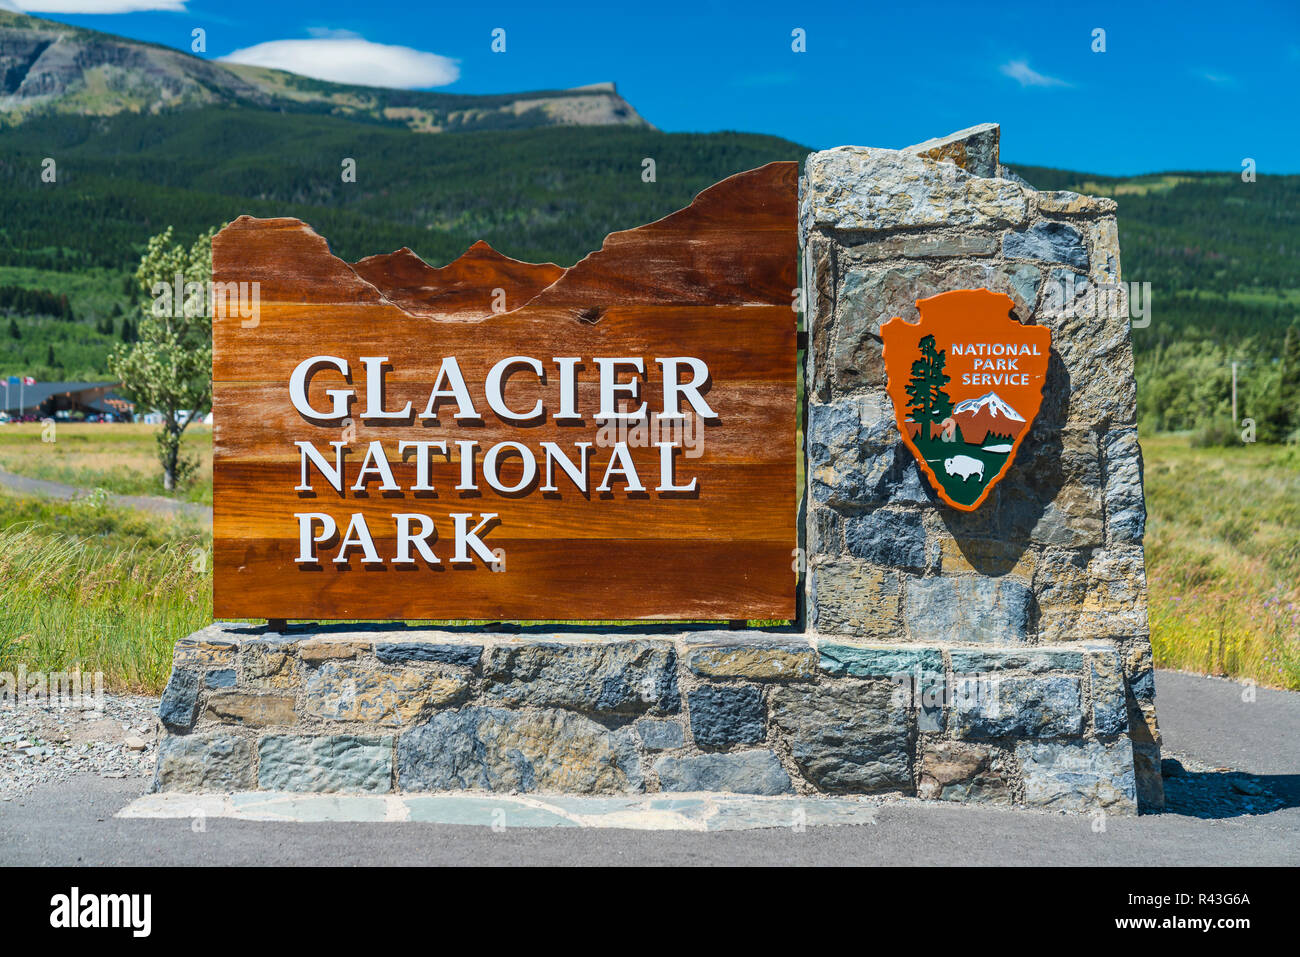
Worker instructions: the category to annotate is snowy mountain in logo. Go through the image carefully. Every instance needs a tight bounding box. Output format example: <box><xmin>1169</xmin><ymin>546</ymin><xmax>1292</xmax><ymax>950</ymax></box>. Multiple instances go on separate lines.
<box><xmin>951</xmin><ymin>391</ymin><xmax>1027</xmax><ymax>445</ymax></box>
<box><xmin>953</xmin><ymin>391</ymin><xmax>1025</xmax><ymax>421</ymax></box>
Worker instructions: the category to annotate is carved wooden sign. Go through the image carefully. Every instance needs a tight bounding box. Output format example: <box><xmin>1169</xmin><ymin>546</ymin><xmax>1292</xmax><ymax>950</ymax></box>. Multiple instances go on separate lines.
<box><xmin>211</xmin><ymin>163</ymin><xmax>798</xmax><ymax>621</ymax></box>
<box><xmin>881</xmin><ymin>289</ymin><xmax>1050</xmax><ymax>511</ymax></box>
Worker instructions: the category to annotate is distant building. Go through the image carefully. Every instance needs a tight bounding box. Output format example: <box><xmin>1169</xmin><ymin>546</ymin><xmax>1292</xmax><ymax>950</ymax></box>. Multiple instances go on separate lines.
<box><xmin>0</xmin><ymin>381</ymin><xmax>134</xmax><ymax>420</ymax></box>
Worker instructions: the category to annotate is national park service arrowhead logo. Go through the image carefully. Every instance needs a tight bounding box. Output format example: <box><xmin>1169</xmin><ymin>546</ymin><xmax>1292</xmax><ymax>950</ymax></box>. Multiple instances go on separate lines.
<box><xmin>881</xmin><ymin>289</ymin><xmax>1050</xmax><ymax>511</ymax></box>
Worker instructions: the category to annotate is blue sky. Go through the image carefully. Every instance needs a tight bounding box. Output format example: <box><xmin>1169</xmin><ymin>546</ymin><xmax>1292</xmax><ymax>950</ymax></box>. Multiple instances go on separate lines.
<box><xmin>16</xmin><ymin>0</ymin><xmax>1300</xmax><ymax>174</ymax></box>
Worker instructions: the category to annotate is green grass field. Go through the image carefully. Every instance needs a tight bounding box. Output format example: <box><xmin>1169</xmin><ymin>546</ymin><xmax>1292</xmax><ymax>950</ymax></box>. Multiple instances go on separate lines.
<box><xmin>0</xmin><ymin>425</ymin><xmax>1296</xmax><ymax>693</ymax></box>
<box><xmin>0</xmin><ymin>422</ymin><xmax>212</xmax><ymax>504</ymax></box>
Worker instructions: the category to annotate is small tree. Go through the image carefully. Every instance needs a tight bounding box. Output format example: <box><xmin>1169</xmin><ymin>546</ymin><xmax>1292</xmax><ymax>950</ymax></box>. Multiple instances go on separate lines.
<box><xmin>905</xmin><ymin>334</ymin><xmax>953</xmax><ymax>441</ymax></box>
<box><xmin>110</xmin><ymin>225</ymin><xmax>219</xmax><ymax>491</ymax></box>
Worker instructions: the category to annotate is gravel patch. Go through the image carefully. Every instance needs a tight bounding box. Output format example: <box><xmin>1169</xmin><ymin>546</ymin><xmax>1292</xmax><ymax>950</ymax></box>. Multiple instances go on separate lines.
<box><xmin>0</xmin><ymin>694</ymin><xmax>159</xmax><ymax>800</ymax></box>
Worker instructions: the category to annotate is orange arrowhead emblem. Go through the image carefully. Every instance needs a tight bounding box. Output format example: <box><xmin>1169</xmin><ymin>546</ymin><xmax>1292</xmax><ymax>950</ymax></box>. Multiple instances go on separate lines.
<box><xmin>881</xmin><ymin>288</ymin><xmax>1051</xmax><ymax>511</ymax></box>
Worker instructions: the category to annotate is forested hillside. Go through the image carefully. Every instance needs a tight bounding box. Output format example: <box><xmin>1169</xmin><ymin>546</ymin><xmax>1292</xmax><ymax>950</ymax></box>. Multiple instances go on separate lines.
<box><xmin>1</xmin><ymin>108</ymin><xmax>1296</xmax><ymax>439</ymax></box>
<box><xmin>0</xmin><ymin>110</ymin><xmax>806</xmax><ymax>271</ymax></box>
<box><xmin>1015</xmin><ymin>167</ymin><xmax>1300</xmax><ymax>438</ymax></box>
<box><xmin>0</xmin><ymin>109</ymin><xmax>806</xmax><ymax>381</ymax></box>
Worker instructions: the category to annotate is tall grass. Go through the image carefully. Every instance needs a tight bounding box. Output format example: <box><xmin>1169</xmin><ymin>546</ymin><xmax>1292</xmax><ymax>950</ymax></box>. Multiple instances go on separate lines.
<box><xmin>0</xmin><ymin>522</ymin><xmax>210</xmax><ymax>693</ymax></box>
<box><xmin>2</xmin><ymin>431</ymin><xmax>1296</xmax><ymax>694</ymax></box>
<box><xmin>1149</xmin><ymin>579</ymin><xmax>1300</xmax><ymax>690</ymax></box>
<box><xmin>1143</xmin><ymin>435</ymin><xmax>1300</xmax><ymax>690</ymax></box>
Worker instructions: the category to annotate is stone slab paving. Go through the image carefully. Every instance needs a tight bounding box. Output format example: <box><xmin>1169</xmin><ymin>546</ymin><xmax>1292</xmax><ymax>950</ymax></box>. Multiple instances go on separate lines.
<box><xmin>118</xmin><ymin>790</ymin><xmax>881</xmax><ymax>831</ymax></box>
<box><xmin>4</xmin><ymin>771</ymin><xmax>1297</xmax><ymax>865</ymax></box>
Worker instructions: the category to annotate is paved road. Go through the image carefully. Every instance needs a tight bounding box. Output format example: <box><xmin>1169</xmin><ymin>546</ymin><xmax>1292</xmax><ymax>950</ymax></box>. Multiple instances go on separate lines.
<box><xmin>1</xmin><ymin>670</ymin><xmax>1296</xmax><ymax>866</ymax></box>
<box><xmin>1157</xmin><ymin>670</ymin><xmax>1300</xmax><ymax>778</ymax></box>
<box><xmin>0</xmin><ymin>467</ymin><xmax>210</xmax><ymax>523</ymax></box>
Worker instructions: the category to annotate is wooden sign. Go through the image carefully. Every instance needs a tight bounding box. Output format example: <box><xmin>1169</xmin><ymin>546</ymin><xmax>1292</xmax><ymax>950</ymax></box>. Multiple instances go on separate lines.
<box><xmin>211</xmin><ymin>163</ymin><xmax>798</xmax><ymax>621</ymax></box>
<box><xmin>881</xmin><ymin>289</ymin><xmax>1050</xmax><ymax>511</ymax></box>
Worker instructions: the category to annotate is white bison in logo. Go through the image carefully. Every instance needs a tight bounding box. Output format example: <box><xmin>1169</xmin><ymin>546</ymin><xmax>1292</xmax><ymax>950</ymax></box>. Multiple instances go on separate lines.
<box><xmin>943</xmin><ymin>455</ymin><xmax>984</xmax><ymax>482</ymax></box>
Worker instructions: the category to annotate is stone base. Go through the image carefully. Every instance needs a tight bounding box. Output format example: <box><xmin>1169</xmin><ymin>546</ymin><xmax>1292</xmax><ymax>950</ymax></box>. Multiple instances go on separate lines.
<box><xmin>154</xmin><ymin>623</ymin><xmax>1148</xmax><ymax>814</ymax></box>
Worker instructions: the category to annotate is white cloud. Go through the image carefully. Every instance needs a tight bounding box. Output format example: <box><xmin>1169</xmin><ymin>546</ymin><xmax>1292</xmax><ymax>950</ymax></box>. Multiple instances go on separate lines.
<box><xmin>305</xmin><ymin>27</ymin><xmax>362</xmax><ymax>40</ymax></box>
<box><xmin>12</xmin><ymin>1</ymin><xmax>187</xmax><ymax>11</ymax></box>
<box><xmin>1000</xmin><ymin>59</ymin><xmax>1070</xmax><ymax>88</ymax></box>
<box><xmin>219</xmin><ymin>37</ymin><xmax>459</xmax><ymax>89</ymax></box>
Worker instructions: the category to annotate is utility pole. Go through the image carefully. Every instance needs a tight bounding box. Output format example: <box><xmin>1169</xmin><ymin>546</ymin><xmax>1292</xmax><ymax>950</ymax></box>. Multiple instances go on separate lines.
<box><xmin>1232</xmin><ymin>361</ymin><xmax>1238</xmax><ymax>425</ymax></box>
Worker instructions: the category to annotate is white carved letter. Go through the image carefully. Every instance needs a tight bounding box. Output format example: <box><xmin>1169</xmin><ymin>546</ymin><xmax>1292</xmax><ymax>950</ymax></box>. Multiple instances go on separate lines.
<box><xmin>553</xmin><ymin>357</ymin><xmax>583</xmax><ymax>421</ymax></box>
<box><xmin>596</xmin><ymin>357</ymin><xmax>647</xmax><ymax>420</ymax></box>
<box><xmin>359</xmin><ymin>356</ymin><xmax>411</xmax><ymax>419</ymax></box>
<box><xmin>454</xmin><ymin>439</ymin><xmax>479</xmax><ymax>491</ymax></box>
<box><xmin>420</xmin><ymin>356</ymin><xmax>480</xmax><ymax>421</ymax></box>
<box><xmin>656</xmin><ymin>357</ymin><xmax>716</xmax><ymax>419</ymax></box>
<box><xmin>540</xmin><ymin>441</ymin><xmax>591</xmax><ymax>492</ymax></box>
<box><xmin>654</xmin><ymin>442</ymin><xmax>698</xmax><ymax>492</ymax></box>
<box><xmin>597</xmin><ymin>441</ymin><xmax>646</xmax><ymax>492</ymax></box>
<box><xmin>485</xmin><ymin>356</ymin><xmax>544</xmax><ymax>422</ymax></box>
<box><xmin>335</xmin><ymin>513</ymin><xmax>381</xmax><ymax>564</ymax></box>
<box><xmin>351</xmin><ymin>440</ymin><xmax>400</xmax><ymax>491</ymax></box>
<box><xmin>394</xmin><ymin>513</ymin><xmax>440</xmax><ymax>564</ymax></box>
<box><xmin>483</xmin><ymin>441</ymin><xmax>537</xmax><ymax>494</ymax></box>
<box><xmin>295</xmin><ymin>440</ymin><xmax>346</xmax><ymax>492</ymax></box>
<box><xmin>295</xmin><ymin>512</ymin><xmax>337</xmax><ymax>562</ymax></box>
<box><xmin>451</xmin><ymin>512</ymin><xmax>498</xmax><ymax>564</ymax></box>
<box><xmin>398</xmin><ymin>440</ymin><xmax>448</xmax><ymax>491</ymax></box>
<box><xmin>289</xmin><ymin>356</ymin><xmax>351</xmax><ymax>420</ymax></box>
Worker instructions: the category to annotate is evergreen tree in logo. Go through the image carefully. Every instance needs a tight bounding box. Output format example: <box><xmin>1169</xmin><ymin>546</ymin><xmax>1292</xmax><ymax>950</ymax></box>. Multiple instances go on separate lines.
<box><xmin>905</xmin><ymin>334</ymin><xmax>953</xmax><ymax>444</ymax></box>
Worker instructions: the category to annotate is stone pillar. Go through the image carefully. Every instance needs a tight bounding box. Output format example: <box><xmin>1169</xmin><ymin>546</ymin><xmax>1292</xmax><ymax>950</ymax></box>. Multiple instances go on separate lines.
<box><xmin>800</xmin><ymin>124</ymin><xmax>1163</xmax><ymax>811</ymax></box>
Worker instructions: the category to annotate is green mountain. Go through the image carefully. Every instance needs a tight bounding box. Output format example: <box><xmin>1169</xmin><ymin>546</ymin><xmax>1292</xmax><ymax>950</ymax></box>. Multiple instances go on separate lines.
<box><xmin>0</xmin><ymin>10</ymin><xmax>648</xmax><ymax>132</ymax></box>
